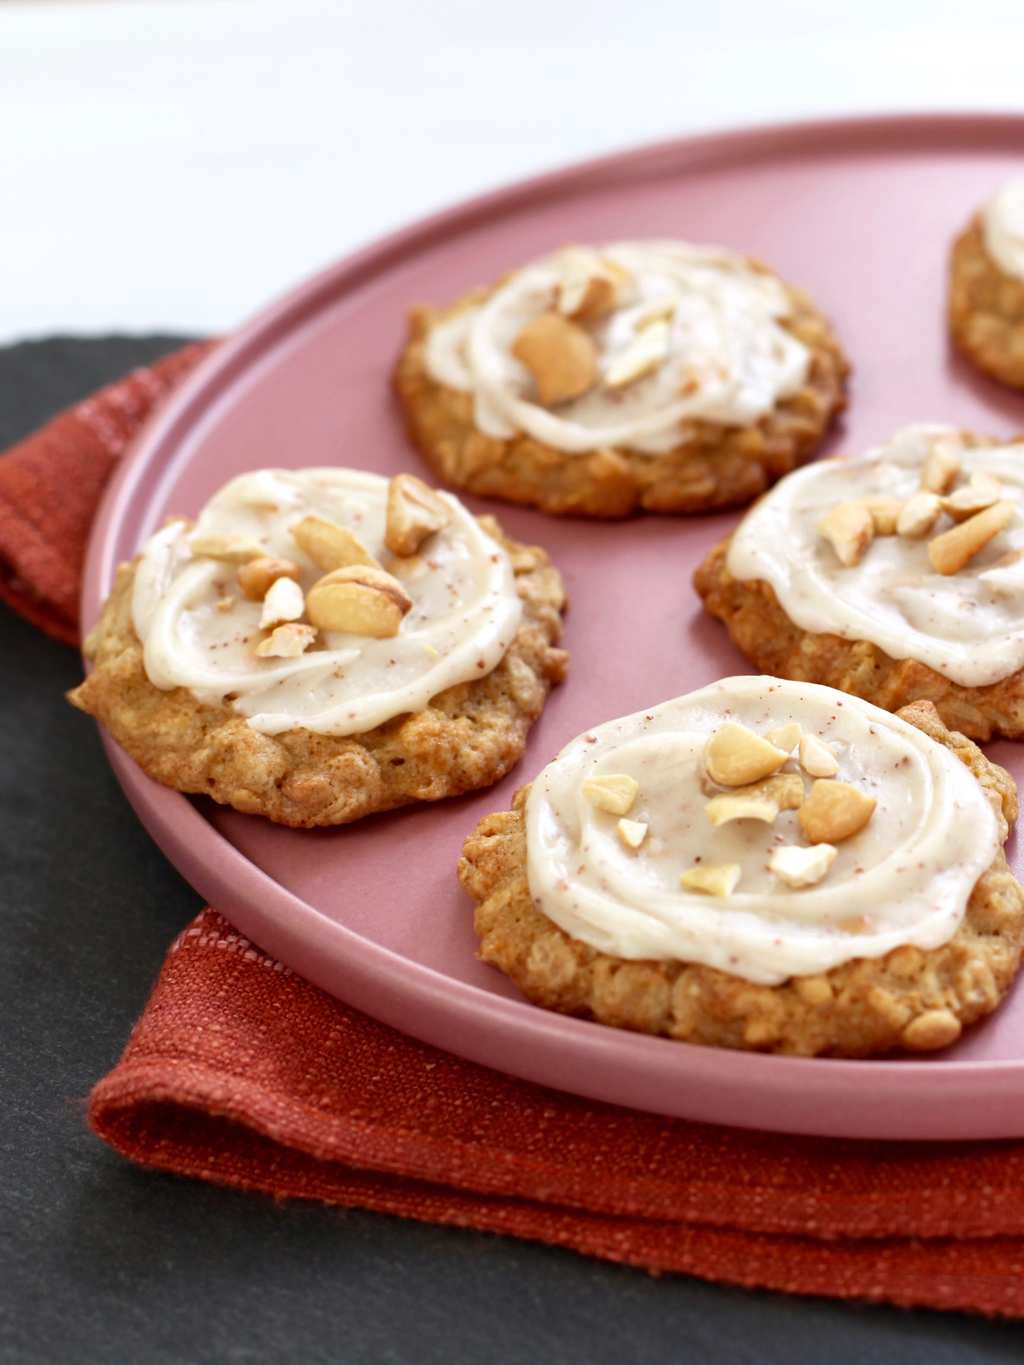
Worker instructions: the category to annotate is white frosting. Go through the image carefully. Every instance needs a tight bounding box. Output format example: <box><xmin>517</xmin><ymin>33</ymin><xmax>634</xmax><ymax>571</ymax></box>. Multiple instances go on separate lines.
<box><xmin>982</xmin><ymin>179</ymin><xmax>1024</xmax><ymax>281</ymax></box>
<box><xmin>132</xmin><ymin>468</ymin><xmax>522</xmax><ymax>736</ymax></box>
<box><xmin>424</xmin><ymin>241</ymin><xmax>810</xmax><ymax>455</ymax></box>
<box><xmin>727</xmin><ymin>424</ymin><xmax>1024</xmax><ymax>688</ymax></box>
<box><xmin>526</xmin><ymin>677</ymin><xmax>998</xmax><ymax>985</ymax></box>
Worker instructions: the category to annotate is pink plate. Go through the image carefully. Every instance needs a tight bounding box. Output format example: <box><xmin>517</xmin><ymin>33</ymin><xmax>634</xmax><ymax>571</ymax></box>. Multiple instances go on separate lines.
<box><xmin>84</xmin><ymin>113</ymin><xmax>1024</xmax><ymax>1140</ymax></box>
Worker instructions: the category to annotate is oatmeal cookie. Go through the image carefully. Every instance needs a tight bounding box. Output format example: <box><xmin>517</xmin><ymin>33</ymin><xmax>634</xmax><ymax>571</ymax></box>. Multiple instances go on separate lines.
<box><xmin>695</xmin><ymin>535</ymin><xmax>1024</xmax><ymax>742</ymax></box>
<box><xmin>394</xmin><ymin>241</ymin><xmax>848</xmax><ymax>517</ymax></box>
<box><xmin>69</xmin><ymin>471</ymin><xmax>568</xmax><ymax>827</ymax></box>
<box><xmin>949</xmin><ymin>212</ymin><xmax>1024</xmax><ymax>390</ymax></box>
<box><xmin>461</xmin><ymin>701</ymin><xmax>1024</xmax><ymax>1057</ymax></box>
<box><xmin>696</xmin><ymin>424</ymin><xmax>1024</xmax><ymax>741</ymax></box>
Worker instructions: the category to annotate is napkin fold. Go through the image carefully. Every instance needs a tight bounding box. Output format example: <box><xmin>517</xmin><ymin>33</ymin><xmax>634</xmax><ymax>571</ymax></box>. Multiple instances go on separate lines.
<box><xmin>8</xmin><ymin>340</ymin><xmax>1024</xmax><ymax>1319</ymax></box>
<box><xmin>0</xmin><ymin>340</ymin><xmax>215</xmax><ymax>643</ymax></box>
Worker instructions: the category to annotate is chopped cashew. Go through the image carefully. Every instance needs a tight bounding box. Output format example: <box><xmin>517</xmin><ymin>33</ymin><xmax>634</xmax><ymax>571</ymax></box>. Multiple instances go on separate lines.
<box><xmin>766</xmin><ymin>722</ymin><xmax>801</xmax><ymax>753</ymax></box>
<box><xmin>190</xmin><ymin>535</ymin><xmax>265</xmax><ymax>564</ymax></box>
<box><xmin>255</xmin><ymin>622</ymin><xmax>317</xmax><ymax>658</ymax></box>
<box><xmin>706</xmin><ymin>773</ymin><xmax>805</xmax><ymax>827</ymax></box>
<box><xmin>942</xmin><ymin>472</ymin><xmax>1003</xmax><ymax>522</ymax></box>
<box><xmin>385</xmin><ymin>474</ymin><xmax>450</xmax><ymax>557</ymax></box>
<box><xmin>582</xmin><ymin>774</ymin><xmax>639</xmax><ymax>816</ymax></box>
<box><xmin>817</xmin><ymin>501</ymin><xmax>874</xmax><ymax>567</ymax></box>
<box><xmin>259</xmin><ymin>575</ymin><xmax>305</xmax><ymax>629</ymax></box>
<box><xmin>238</xmin><ymin>556</ymin><xmax>302</xmax><ymax>601</ymax></box>
<box><xmin>604</xmin><ymin>320</ymin><xmax>671</xmax><ymax>389</ymax></box>
<box><xmin>512</xmin><ymin>312</ymin><xmax>598</xmax><ymax>406</ymax></box>
<box><xmin>897</xmin><ymin>492</ymin><xmax>942</xmax><ymax>540</ymax></box>
<box><xmin>616</xmin><ymin>818</ymin><xmax>648</xmax><ymax>850</ymax></box>
<box><xmin>928</xmin><ymin>500</ymin><xmax>1015</xmax><ymax>575</ymax></box>
<box><xmin>770</xmin><ymin>843</ymin><xmax>838</xmax><ymax>888</ymax></box>
<box><xmin>291</xmin><ymin>516</ymin><xmax>378</xmax><ymax>572</ymax></box>
<box><xmin>306</xmin><ymin>565</ymin><xmax>412</xmax><ymax>637</ymax></box>
<box><xmin>680</xmin><ymin>864</ymin><xmax>741</xmax><ymax>897</ymax></box>
<box><xmin>860</xmin><ymin>496</ymin><xmax>902</xmax><ymax>535</ymax></box>
<box><xmin>921</xmin><ymin>440</ymin><xmax>961</xmax><ymax>493</ymax></box>
<box><xmin>556</xmin><ymin>247</ymin><xmax>626</xmax><ymax>321</ymax></box>
<box><xmin>704</xmin><ymin>723</ymin><xmax>788</xmax><ymax>787</ymax></box>
<box><xmin>799</xmin><ymin>780</ymin><xmax>876</xmax><ymax>844</ymax></box>
<box><xmin>798</xmin><ymin>733</ymin><xmax>839</xmax><ymax>779</ymax></box>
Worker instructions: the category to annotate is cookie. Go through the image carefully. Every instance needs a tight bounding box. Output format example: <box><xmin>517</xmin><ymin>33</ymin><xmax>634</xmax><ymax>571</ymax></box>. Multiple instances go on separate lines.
<box><xmin>696</xmin><ymin>424</ymin><xmax>1024</xmax><ymax>741</ymax></box>
<box><xmin>394</xmin><ymin>240</ymin><xmax>848</xmax><ymax>517</ymax></box>
<box><xmin>69</xmin><ymin>468</ymin><xmax>568</xmax><ymax>826</ymax></box>
<box><xmin>461</xmin><ymin>677</ymin><xmax>1024</xmax><ymax>1057</ymax></box>
<box><xmin>949</xmin><ymin>182</ymin><xmax>1024</xmax><ymax>389</ymax></box>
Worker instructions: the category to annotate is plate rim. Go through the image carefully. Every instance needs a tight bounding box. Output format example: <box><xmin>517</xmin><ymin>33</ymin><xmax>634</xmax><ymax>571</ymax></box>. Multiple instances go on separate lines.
<box><xmin>83</xmin><ymin>109</ymin><xmax>1024</xmax><ymax>1140</ymax></box>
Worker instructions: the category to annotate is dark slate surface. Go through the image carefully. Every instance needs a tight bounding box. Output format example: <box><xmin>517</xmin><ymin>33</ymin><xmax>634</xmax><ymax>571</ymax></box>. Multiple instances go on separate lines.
<box><xmin>2</xmin><ymin>337</ymin><xmax>1022</xmax><ymax>1363</ymax></box>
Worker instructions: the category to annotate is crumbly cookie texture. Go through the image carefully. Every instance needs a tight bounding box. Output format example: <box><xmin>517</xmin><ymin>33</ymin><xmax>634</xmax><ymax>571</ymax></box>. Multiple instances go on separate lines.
<box><xmin>393</xmin><ymin>276</ymin><xmax>849</xmax><ymax>519</ymax></box>
<box><xmin>69</xmin><ymin>516</ymin><xmax>568</xmax><ymax>827</ymax></box>
<box><xmin>949</xmin><ymin>215</ymin><xmax>1024</xmax><ymax>390</ymax></box>
<box><xmin>461</xmin><ymin>702</ymin><xmax>1024</xmax><ymax>1057</ymax></box>
<box><xmin>694</xmin><ymin>533</ymin><xmax>1024</xmax><ymax>742</ymax></box>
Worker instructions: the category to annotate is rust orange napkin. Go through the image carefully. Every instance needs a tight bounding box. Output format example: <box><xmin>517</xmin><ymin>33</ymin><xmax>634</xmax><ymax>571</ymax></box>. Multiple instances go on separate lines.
<box><xmin>7</xmin><ymin>343</ymin><xmax>1024</xmax><ymax>1319</ymax></box>
<box><xmin>0</xmin><ymin>341</ymin><xmax>215</xmax><ymax>644</ymax></box>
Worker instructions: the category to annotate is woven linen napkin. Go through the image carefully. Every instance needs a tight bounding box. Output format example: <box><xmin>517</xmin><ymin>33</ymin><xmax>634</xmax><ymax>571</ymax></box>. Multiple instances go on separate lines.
<box><xmin>6</xmin><ymin>342</ymin><xmax>1024</xmax><ymax>1319</ymax></box>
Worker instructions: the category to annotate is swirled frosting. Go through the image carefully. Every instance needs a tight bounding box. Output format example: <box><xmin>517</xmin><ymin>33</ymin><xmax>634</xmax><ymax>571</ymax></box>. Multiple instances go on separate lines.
<box><xmin>525</xmin><ymin>677</ymin><xmax>998</xmax><ymax>985</ymax></box>
<box><xmin>726</xmin><ymin>425</ymin><xmax>1024</xmax><ymax>688</ymax></box>
<box><xmin>424</xmin><ymin>240</ymin><xmax>810</xmax><ymax>455</ymax></box>
<box><xmin>131</xmin><ymin>468</ymin><xmax>522</xmax><ymax>736</ymax></box>
<box><xmin>982</xmin><ymin>179</ymin><xmax>1024</xmax><ymax>281</ymax></box>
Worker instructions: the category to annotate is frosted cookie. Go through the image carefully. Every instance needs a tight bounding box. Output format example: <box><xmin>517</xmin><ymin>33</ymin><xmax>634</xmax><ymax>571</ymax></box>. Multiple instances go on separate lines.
<box><xmin>950</xmin><ymin>180</ymin><xmax>1024</xmax><ymax>388</ymax></box>
<box><xmin>461</xmin><ymin>677</ymin><xmax>1024</xmax><ymax>1056</ymax></box>
<box><xmin>69</xmin><ymin>468</ymin><xmax>568</xmax><ymax>826</ymax></box>
<box><xmin>394</xmin><ymin>240</ymin><xmax>848</xmax><ymax>517</ymax></box>
<box><xmin>695</xmin><ymin>424</ymin><xmax>1024</xmax><ymax>741</ymax></box>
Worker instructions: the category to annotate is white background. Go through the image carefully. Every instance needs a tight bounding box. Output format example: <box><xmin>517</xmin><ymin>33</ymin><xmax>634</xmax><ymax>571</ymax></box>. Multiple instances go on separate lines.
<box><xmin>3</xmin><ymin>0</ymin><xmax>1024</xmax><ymax>345</ymax></box>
